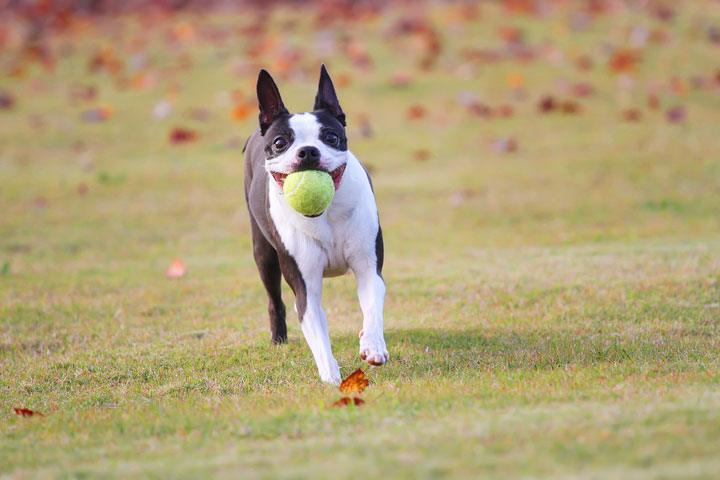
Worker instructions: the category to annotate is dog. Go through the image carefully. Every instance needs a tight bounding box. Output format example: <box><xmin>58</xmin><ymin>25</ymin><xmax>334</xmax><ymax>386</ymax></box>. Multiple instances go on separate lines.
<box><xmin>243</xmin><ymin>65</ymin><xmax>388</xmax><ymax>384</ymax></box>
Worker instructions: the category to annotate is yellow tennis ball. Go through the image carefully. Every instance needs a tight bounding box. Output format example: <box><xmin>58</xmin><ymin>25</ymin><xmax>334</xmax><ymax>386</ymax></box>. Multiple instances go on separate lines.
<box><xmin>283</xmin><ymin>170</ymin><xmax>335</xmax><ymax>216</ymax></box>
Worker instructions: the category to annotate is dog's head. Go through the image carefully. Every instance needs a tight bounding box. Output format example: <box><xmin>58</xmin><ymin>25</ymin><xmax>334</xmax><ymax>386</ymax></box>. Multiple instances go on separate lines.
<box><xmin>256</xmin><ymin>65</ymin><xmax>348</xmax><ymax>193</ymax></box>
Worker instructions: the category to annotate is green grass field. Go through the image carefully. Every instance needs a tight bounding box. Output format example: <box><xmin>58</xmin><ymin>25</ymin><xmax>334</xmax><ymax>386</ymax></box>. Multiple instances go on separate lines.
<box><xmin>2</xmin><ymin>2</ymin><xmax>720</xmax><ymax>478</ymax></box>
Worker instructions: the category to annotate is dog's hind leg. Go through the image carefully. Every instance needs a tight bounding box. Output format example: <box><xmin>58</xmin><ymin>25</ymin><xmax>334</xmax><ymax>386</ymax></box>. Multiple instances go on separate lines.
<box><xmin>250</xmin><ymin>217</ymin><xmax>287</xmax><ymax>344</ymax></box>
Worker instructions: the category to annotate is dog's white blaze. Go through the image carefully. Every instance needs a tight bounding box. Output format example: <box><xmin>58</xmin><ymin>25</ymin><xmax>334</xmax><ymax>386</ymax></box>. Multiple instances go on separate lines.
<box><xmin>265</xmin><ymin>113</ymin><xmax>347</xmax><ymax>177</ymax></box>
<box><xmin>267</xmin><ymin>112</ymin><xmax>387</xmax><ymax>382</ymax></box>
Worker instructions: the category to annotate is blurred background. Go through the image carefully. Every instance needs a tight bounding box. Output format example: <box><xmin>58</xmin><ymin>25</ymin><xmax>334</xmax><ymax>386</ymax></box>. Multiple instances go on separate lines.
<box><xmin>1</xmin><ymin>0</ymin><xmax>719</xmax><ymax>298</ymax></box>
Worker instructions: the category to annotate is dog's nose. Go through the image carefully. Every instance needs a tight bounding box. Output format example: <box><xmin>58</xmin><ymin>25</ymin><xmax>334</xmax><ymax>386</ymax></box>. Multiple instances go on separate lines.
<box><xmin>295</xmin><ymin>146</ymin><xmax>321</xmax><ymax>169</ymax></box>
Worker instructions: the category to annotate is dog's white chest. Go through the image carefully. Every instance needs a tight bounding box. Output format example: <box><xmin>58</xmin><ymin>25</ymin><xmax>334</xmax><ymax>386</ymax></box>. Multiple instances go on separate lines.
<box><xmin>267</xmin><ymin>155</ymin><xmax>376</xmax><ymax>278</ymax></box>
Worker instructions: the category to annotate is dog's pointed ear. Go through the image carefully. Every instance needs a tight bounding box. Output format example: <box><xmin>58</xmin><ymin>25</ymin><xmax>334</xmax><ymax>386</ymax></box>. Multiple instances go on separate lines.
<box><xmin>257</xmin><ymin>69</ymin><xmax>289</xmax><ymax>135</ymax></box>
<box><xmin>313</xmin><ymin>64</ymin><xmax>346</xmax><ymax>127</ymax></box>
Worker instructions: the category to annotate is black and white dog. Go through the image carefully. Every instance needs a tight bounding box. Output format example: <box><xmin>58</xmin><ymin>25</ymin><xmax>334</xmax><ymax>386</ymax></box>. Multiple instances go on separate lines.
<box><xmin>243</xmin><ymin>65</ymin><xmax>388</xmax><ymax>384</ymax></box>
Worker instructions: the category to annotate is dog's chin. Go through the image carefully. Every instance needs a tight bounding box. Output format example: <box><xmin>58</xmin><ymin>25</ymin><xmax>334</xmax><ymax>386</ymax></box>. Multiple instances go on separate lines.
<box><xmin>270</xmin><ymin>164</ymin><xmax>346</xmax><ymax>192</ymax></box>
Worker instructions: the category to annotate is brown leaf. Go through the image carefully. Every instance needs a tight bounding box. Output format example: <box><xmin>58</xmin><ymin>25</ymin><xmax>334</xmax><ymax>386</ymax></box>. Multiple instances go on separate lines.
<box><xmin>332</xmin><ymin>396</ymin><xmax>365</xmax><ymax>408</ymax></box>
<box><xmin>647</xmin><ymin>94</ymin><xmax>660</xmax><ymax>110</ymax></box>
<box><xmin>165</xmin><ymin>259</ymin><xmax>186</xmax><ymax>278</ymax></box>
<box><xmin>14</xmin><ymin>407</ymin><xmax>44</xmax><ymax>417</ymax></box>
<box><xmin>621</xmin><ymin>109</ymin><xmax>642</xmax><ymax>122</ymax></box>
<box><xmin>169</xmin><ymin>127</ymin><xmax>198</xmax><ymax>144</ymax></box>
<box><xmin>413</xmin><ymin>149</ymin><xmax>431</xmax><ymax>162</ymax></box>
<box><xmin>561</xmin><ymin>100</ymin><xmax>581</xmax><ymax>114</ymax></box>
<box><xmin>0</xmin><ymin>89</ymin><xmax>15</xmax><ymax>110</ymax></box>
<box><xmin>538</xmin><ymin>95</ymin><xmax>556</xmax><ymax>113</ymax></box>
<box><xmin>468</xmin><ymin>102</ymin><xmax>492</xmax><ymax>118</ymax></box>
<box><xmin>666</xmin><ymin>106</ymin><xmax>686</xmax><ymax>123</ymax></box>
<box><xmin>339</xmin><ymin>368</ymin><xmax>369</xmax><ymax>394</ymax></box>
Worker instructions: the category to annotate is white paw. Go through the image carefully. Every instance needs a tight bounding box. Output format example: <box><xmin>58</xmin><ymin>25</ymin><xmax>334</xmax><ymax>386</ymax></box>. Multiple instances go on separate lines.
<box><xmin>317</xmin><ymin>359</ymin><xmax>342</xmax><ymax>385</ymax></box>
<box><xmin>359</xmin><ymin>333</ymin><xmax>389</xmax><ymax>366</ymax></box>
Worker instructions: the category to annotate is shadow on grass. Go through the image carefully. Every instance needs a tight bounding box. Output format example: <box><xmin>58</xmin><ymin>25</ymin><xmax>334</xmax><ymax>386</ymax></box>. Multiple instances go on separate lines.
<box><xmin>334</xmin><ymin>326</ymin><xmax>708</xmax><ymax>377</ymax></box>
<box><xmin>11</xmin><ymin>325</ymin><xmax>710</xmax><ymax>401</ymax></box>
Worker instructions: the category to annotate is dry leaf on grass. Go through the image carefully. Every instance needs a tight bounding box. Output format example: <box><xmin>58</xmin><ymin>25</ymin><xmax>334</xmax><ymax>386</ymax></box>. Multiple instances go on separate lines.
<box><xmin>14</xmin><ymin>407</ymin><xmax>44</xmax><ymax>417</ymax></box>
<box><xmin>332</xmin><ymin>397</ymin><xmax>365</xmax><ymax>407</ymax></box>
<box><xmin>339</xmin><ymin>368</ymin><xmax>369</xmax><ymax>394</ymax></box>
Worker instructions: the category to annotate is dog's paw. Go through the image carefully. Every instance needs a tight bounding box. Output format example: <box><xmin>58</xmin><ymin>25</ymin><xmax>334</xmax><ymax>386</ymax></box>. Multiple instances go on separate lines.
<box><xmin>318</xmin><ymin>360</ymin><xmax>342</xmax><ymax>385</ymax></box>
<box><xmin>359</xmin><ymin>334</ymin><xmax>389</xmax><ymax>366</ymax></box>
<box><xmin>321</xmin><ymin>373</ymin><xmax>342</xmax><ymax>386</ymax></box>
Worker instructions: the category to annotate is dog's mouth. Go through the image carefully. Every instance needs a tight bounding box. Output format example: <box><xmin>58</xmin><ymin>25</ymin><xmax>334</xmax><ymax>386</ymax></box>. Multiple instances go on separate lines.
<box><xmin>271</xmin><ymin>165</ymin><xmax>346</xmax><ymax>192</ymax></box>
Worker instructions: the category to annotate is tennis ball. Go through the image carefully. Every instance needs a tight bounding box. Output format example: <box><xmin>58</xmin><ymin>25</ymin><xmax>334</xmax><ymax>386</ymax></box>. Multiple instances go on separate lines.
<box><xmin>283</xmin><ymin>170</ymin><xmax>335</xmax><ymax>216</ymax></box>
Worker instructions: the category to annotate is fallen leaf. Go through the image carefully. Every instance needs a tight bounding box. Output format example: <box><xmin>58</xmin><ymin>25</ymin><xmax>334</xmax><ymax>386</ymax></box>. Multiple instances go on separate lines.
<box><xmin>389</xmin><ymin>70</ymin><xmax>413</xmax><ymax>88</ymax></box>
<box><xmin>34</xmin><ymin>197</ymin><xmax>49</xmax><ymax>209</ymax></box>
<box><xmin>231</xmin><ymin>104</ymin><xmax>251</xmax><ymax>122</ymax></box>
<box><xmin>334</xmin><ymin>73</ymin><xmax>353</xmax><ymax>88</ymax></box>
<box><xmin>666</xmin><ymin>106</ymin><xmax>686</xmax><ymax>123</ymax></box>
<box><xmin>406</xmin><ymin>104</ymin><xmax>426</xmax><ymax>120</ymax></box>
<box><xmin>490</xmin><ymin>138</ymin><xmax>518</xmax><ymax>154</ymax></box>
<box><xmin>332</xmin><ymin>396</ymin><xmax>365</xmax><ymax>408</ymax></box>
<box><xmin>0</xmin><ymin>89</ymin><xmax>15</xmax><ymax>110</ymax></box>
<box><xmin>169</xmin><ymin>127</ymin><xmax>198</xmax><ymax>144</ymax></box>
<box><xmin>165</xmin><ymin>259</ymin><xmax>186</xmax><ymax>278</ymax></box>
<box><xmin>621</xmin><ymin>109</ymin><xmax>642</xmax><ymax>122</ymax></box>
<box><xmin>538</xmin><ymin>95</ymin><xmax>556</xmax><ymax>113</ymax></box>
<box><xmin>575</xmin><ymin>55</ymin><xmax>594</xmax><ymax>71</ymax></box>
<box><xmin>357</xmin><ymin>115</ymin><xmax>373</xmax><ymax>138</ymax></box>
<box><xmin>190</xmin><ymin>108</ymin><xmax>212</xmax><ymax>122</ymax></box>
<box><xmin>339</xmin><ymin>368</ymin><xmax>369</xmax><ymax>394</ymax></box>
<box><xmin>81</xmin><ymin>105</ymin><xmax>114</xmax><ymax>123</ymax></box>
<box><xmin>14</xmin><ymin>407</ymin><xmax>43</xmax><ymax>417</ymax></box>
<box><xmin>495</xmin><ymin>104</ymin><xmax>515</xmax><ymax>118</ymax></box>
<box><xmin>647</xmin><ymin>94</ymin><xmax>660</xmax><ymax>110</ymax></box>
<box><xmin>572</xmin><ymin>82</ymin><xmax>595</xmax><ymax>97</ymax></box>
<box><xmin>506</xmin><ymin>72</ymin><xmax>525</xmax><ymax>89</ymax></box>
<box><xmin>608</xmin><ymin>49</ymin><xmax>639</xmax><ymax>73</ymax></box>
<box><xmin>413</xmin><ymin>149</ymin><xmax>431</xmax><ymax>162</ymax></box>
<box><xmin>561</xmin><ymin>100</ymin><xmax>581</xmax><ymax>114</ymax></box>
<box><xmin>468</xmin><ymin>102</ymin><xmax>492</xmax><ymax>118</ymax></box>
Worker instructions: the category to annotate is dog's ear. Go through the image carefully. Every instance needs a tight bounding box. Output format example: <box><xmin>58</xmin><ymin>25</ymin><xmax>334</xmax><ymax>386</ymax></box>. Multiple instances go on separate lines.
<box><xmin>257</xmin><ymin>69</ymin><xmax>289</xmax><ymax>135</ymax></box>
<box><xmin>313</xmin><ymin>64</ymin><xmax>346</xmax><ymax>127</ymax></box>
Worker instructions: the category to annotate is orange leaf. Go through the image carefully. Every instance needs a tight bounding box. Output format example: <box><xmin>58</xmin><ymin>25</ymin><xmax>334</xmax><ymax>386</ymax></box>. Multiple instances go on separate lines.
<box><xmin>14</xmin><ymin>407</ymin><xmax>43</xmax><ymax>417</ymax></box>
<box><xmin>406</xmin><ymin>104</ymin><xmax>426</xmax><ymax>120</ymax></box>
<box><xmin>231</xmin><ymin>104</ymin><xmax>251</xmax><ymax>122</ymax></box>
<box><xmin>165</xmin><ymin>259</ymin><xmax>186</xmax><ymax>278</ymax></box>
<box><xmin>339</xmin><ymin>368</ymin><xmax>369</xmax><ymax>394</ymax></box>
<box><xmin>608</xmin><ymin>49</ymin><xmax>639</xmax><ymax>73</ymax></box>
<box><xmin>332</xmin><ymin>396</ymin><xmax>365</xmax><ymax>407</ymax></box>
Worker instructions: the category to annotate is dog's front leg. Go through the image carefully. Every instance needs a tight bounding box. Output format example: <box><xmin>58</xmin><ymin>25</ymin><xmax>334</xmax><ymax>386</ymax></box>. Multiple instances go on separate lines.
<box><xmin>301</xmin><ymin>281</ymin><xmax>341</xmax><ymax>385</ymax></box>
<box><xmin>281</xmin><ymin>252</ymin><xmax>341</xmax><ymax>385</ymax></box>
<box><xmin>355</xmin><ymin>266</ymin><xmax>389</xmax><ymax>366</ymax></box>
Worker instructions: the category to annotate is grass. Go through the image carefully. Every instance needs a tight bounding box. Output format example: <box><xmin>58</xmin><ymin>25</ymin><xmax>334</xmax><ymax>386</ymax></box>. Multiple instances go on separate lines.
<box><xmin>2</xmin><ymin>1</ymin><xmax>720</xmax><ymax>478</ymax></box>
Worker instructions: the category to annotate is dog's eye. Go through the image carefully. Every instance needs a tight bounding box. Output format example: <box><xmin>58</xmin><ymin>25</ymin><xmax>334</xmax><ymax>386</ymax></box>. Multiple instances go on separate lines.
<box><xmin>323</xmin><ymin>132</ymin><xmax>339</xmax><ymax>146</ymax></box>
<box><xmin>273</xmin><ymin>137</ymin><xmax>288</xmax><ymax>150</ymax></box>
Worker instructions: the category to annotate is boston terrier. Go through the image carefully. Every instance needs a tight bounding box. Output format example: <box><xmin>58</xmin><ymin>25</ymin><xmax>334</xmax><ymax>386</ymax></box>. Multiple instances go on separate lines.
<box><xmin>243</xmin><ymin>65</ymin><xmax>388</xmax><ymax>384</ymax></box>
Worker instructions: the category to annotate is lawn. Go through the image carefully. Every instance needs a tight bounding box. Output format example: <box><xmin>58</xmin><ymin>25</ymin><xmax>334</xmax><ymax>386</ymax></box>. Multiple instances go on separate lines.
<box><xmin>2</xmin><ymin>1</ymin><xmax>720</xmax><ymax>478</ymax></box>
